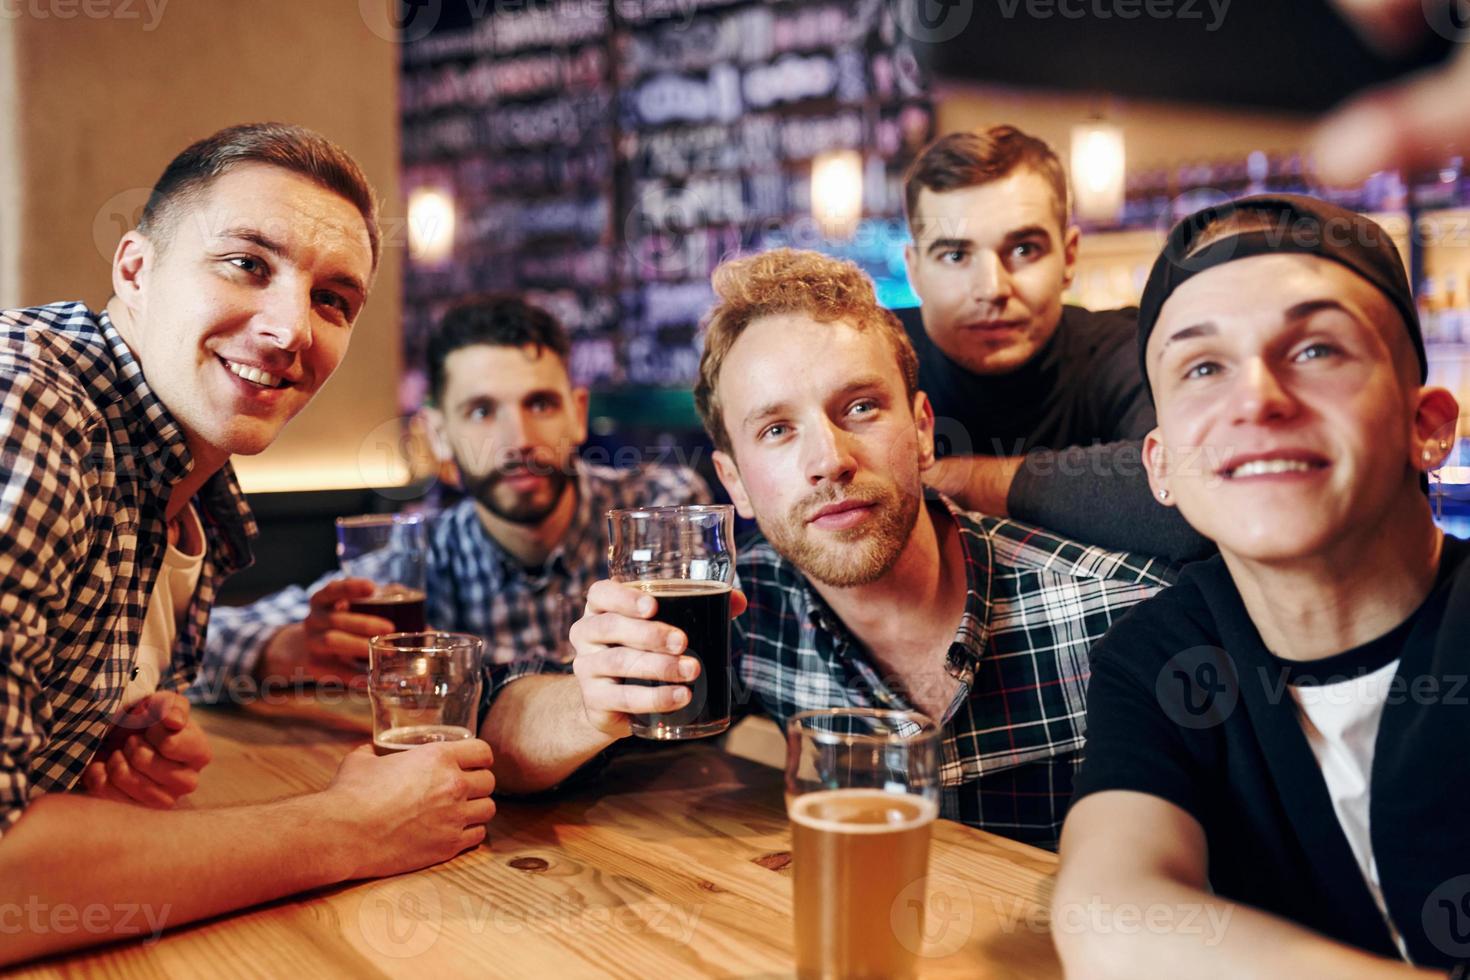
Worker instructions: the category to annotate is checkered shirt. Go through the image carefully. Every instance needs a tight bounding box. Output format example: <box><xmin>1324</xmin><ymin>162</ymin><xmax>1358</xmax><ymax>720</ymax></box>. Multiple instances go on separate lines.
<box><xmin>733</xmin><ymin>498</ymin><xmax>1176</xmax><ymax>848</ymax></box>
<box><xmin>199</xmin><ymin>462</ymin><xmax>710</xmax><ymax>703</ymax></box>
<box><xmin>0</xmin><ymin>302</ymin><xmax>256</xmax><ymax>836</ymax></box>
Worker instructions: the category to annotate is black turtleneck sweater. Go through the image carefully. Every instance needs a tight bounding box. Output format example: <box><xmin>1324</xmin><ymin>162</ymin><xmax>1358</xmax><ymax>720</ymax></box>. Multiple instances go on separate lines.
<box><xmin>897</xmin><ymin>305</ymin><xmax>1212</xmax><ymax>562</ymax></box>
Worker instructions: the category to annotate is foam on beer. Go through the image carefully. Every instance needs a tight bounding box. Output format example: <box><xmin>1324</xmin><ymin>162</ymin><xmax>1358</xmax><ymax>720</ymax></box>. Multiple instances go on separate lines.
<box><xmin>788</xmin><ymin>788</ymin><xmax>938</xmax><ymax>833</ymax></box>
<box><xmin>631</xmin><ymin>579</ymin><xmax>733</xmax><ymax>596</ymax></box>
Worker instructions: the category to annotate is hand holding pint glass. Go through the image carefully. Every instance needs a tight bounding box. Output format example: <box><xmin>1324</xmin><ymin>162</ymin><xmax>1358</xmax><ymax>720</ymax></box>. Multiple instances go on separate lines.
<box><xmin>607</xmin><ymin>504</ymin><xmax>736</xmax><ymax>740</ymax></box>
<box><xmin>785</xmin><ymin>709</ymin><xmax>941</xmax><ymax>980</ymax></box>
<box><xmin>335</xmin><ymin>513</ymin><xmax>429</xmax><ymax>633</ymax></box>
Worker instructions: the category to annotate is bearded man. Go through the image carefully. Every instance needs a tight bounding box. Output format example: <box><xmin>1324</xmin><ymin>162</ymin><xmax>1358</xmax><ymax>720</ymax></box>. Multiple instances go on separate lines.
<box><xmin>202</xmin><ymin>295</ymin><xmax>709</xmax><ymax>693</ymax></box>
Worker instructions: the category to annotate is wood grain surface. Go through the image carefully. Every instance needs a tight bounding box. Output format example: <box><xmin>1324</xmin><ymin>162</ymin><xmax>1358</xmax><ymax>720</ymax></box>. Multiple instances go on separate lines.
<box><xmin>10</xmin><ymin>695</ymin><xmax>1061</xmax><ymax>979</ymax></box>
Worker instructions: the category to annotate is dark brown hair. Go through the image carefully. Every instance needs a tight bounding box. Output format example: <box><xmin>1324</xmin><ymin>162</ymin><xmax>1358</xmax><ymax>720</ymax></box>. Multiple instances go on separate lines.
<box><xmin>140</xmin><ymin>122</ymin><xmax>381</xmax><ymax>269</ymax></box>
<box><xmin>903</xmin><ymin>126</ymin><xmax>1069</xmax><ymax>236</ymax></box>
<box><xmin>428</xmin><ymin>295</ymin><xmax>570</xmax><ymax>404</ymax></box>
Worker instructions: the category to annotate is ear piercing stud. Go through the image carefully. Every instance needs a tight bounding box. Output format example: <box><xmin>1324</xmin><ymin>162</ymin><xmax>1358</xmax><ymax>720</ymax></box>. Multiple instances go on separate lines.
<box><xmin>1157</xmin><ymin>489</ymin><xmax>1170</xmax><ymax>502</ymax></box>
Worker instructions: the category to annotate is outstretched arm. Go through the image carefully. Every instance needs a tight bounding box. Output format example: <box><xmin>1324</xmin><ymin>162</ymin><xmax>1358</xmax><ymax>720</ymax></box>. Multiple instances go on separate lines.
<box><xmin>1053</xmin><ymin>792</ymin><xmax>1434</xmax><ymax>979</ymax></box>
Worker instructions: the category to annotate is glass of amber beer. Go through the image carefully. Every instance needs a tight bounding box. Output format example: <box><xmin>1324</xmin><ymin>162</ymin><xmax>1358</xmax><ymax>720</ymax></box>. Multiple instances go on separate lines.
<box><xmin>368</xmin><ymin>632</ymin><xmax>483</xmax><ymax>754</ymax></box>
<box><xmin>785</xmin><ymin>708</ymin><xmax>941</xmax><ymax>980</ymax></box>
<box><xmin>607</xmin><ymin>504</ymin><xmax>735</xmax><ymax>740</ymax></box>
<box><xmin>335</xmin><ymin>513</ymin><xmax>429</xmax><ymax>632</ymax></box>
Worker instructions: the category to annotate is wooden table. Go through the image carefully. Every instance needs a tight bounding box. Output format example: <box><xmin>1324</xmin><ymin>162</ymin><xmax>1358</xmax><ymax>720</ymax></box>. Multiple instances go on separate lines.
<box><xmin>13</xmin><ymin>697</ymin><xmax>1062</xmax><ymax>979</ymax></box>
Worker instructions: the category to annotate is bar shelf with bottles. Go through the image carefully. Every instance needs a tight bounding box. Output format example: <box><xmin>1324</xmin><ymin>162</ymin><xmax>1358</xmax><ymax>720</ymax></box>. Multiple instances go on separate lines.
<box><xmin>1067</xmin><ymin>152</ymin><xmax>1470</xmax><ymax>510</ymax></box>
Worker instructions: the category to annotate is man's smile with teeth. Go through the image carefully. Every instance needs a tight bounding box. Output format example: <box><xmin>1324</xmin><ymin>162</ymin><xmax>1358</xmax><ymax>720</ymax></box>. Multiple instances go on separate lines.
<box><xmin>222</xmin><ymin>357</ymin><xmax>287</xmax><ymax>389</ymax></box>
<box><xmin>1226</xmin><ymin>459</ymin><xmax>1323</xmax><ymax>479</ymax></box>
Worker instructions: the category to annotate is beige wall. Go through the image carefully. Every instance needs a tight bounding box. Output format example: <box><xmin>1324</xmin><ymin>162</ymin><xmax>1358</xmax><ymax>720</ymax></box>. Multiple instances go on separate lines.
<box><xmin>0</xmin><ymin>18</ymin><xmax>17</xmax><ymax>305</ymax></box>
<box><xmin>2</xmin><ymin>0</ymin><xmax>404</xmax><ymax>492</ymax></box>
<box><xmin>935</xmin><ymin>82</ymin><xmax>1314</xmax><ymax>171</ymax></box>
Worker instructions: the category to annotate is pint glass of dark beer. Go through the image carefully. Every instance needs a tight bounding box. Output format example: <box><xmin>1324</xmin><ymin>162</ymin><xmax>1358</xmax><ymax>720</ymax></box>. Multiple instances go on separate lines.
<box><xmin>607</xmin><ymin>504</ymin><xmax>735</xmax><ymax>740</ymax></box>
<box><xmin>368</xmin><ymin>631</ymin><xmax>483</xmax><ymax>754</ymax></box>
<box><xmin>785</xmin><ymin>709</ymin><xmax>941</xmax><ymax>980</ymax></box>
<box><xmin>335</xmin><ymin>513</ymin><xmax>429</xmax><ymax>632</ymax></box>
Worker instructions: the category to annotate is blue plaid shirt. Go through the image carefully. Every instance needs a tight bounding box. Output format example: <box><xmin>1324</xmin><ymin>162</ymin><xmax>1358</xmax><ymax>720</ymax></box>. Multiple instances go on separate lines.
<box><xmin>199</xmin><ymin>462</ymin><xmax>710</xmax><ymax>700</ymax></box>
<box><xmin>0</xmin><ymin>302</ymin><xmax>256</xmax><ymax>835</ymax></box>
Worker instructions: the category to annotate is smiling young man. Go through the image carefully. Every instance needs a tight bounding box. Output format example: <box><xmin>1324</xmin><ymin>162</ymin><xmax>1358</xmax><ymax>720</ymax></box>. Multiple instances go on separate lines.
<box><xmin>480</xmin><ymin>248</ymin><xmax>1176</xmax><ymax>848</ymax></box>
<box><xmin>200</xmin><ymin>296</ymin><xmax>708</xmax><ymax>692</ymax></box>
<box><xmin>1053</xmin><ymin>196</ymin><xmax>1467</xmax><ymax>975</ymax></box>
<box><xmin>901</xmin><ymin>127</ymin><xmax>1209</xmax><ymax>561</ymax></box>
<box><xmin>0</xmin><ymin>124</ymin><xmax>495</xmax><ymax>965</ymax></box>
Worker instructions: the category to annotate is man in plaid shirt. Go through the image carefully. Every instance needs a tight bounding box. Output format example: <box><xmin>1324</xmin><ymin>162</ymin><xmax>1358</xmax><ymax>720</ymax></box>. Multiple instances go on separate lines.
<box><xmin>200</xmin><ymin>296</ymin><xmax>708</xmax><ymax>696</ymax></box>
<box><xmin>0</xmin><ymin>125</ymin><xmax>494</xmax><ymax>965</ymax></box>
<box><xmin>482</xmin><ymin>249</ymin><xmax>1176</xmax><ymax>849</ymax></box>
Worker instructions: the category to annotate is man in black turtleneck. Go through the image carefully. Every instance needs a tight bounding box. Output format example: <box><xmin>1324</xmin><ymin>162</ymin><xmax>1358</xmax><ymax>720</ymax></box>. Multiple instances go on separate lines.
<box><xmin>899</xmin><ymin>126</ymin><xmax>1211</xmax><ymax>561</ymax></box>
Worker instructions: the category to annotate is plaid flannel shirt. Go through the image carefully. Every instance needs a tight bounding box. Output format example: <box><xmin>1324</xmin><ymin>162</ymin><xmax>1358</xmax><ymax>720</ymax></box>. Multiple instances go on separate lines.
<box><xmin>200</xmin><ymin>461</ymin><xmax>710</xmax><ymax>703</ymax></box>
<box><xmin>733</xmin><ymin>498</ymin><xmax>1176</xmax><ymax>848</ymax></box>
<box><xmin>0</xmin><ymin>302</ymin><xmax>256</xmax><ymax>836</ymax></box>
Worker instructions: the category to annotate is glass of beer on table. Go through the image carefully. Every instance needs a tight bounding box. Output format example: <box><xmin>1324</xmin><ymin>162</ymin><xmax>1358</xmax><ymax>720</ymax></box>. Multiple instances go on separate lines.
<box><xmin>368</xmin><ymin>632</ymin><xmax>483</xmax><ymax>754</ymax></box>
<box><xmin>335</xmin><ymin>513</ymin><xmax>428</xmax><ymax>632</ymax></box>
<box><xmin>607</xmin><ymin>504</ymin><xmax>735</xmax><ymax>740</ymax></box>
<box><xmin>785</xmin><ymin>708</ymin><xmax>941</xmax><ymax>980</ymax></box>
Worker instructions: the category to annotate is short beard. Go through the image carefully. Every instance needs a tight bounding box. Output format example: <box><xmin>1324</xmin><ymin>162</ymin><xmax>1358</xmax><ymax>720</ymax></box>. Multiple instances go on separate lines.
<box><xmin>462</xmin><ymin>460</ymin><xmax>573</xmax><ymax>526</ymax></box>
<box><xmin>756</xmin><ymin>480</ymin><xmax>920</xmax><ymax>588</ymax></box>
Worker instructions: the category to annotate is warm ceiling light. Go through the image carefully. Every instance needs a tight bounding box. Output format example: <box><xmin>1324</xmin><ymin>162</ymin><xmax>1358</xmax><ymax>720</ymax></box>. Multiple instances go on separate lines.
<box><xmin>408</xmin><ymin>187</ymin><xmax>456</xmax><ymax>264</ymax></box>
<box><xmin>1071</xmin><ymin>122</ymin><xmax>1126</xmax><ymax>224</ymax></box>
<box><xmin>812</xmin><ymin>150</ymin><xmax>864</xmax><ymax>241</ymax></box>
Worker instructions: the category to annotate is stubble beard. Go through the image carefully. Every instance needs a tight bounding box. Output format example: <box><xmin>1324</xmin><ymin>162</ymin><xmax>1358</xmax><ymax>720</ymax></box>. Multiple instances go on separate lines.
<box><xmin>461</xmin><ymin>457</ymin><xmax>573</xmax><ymax>526</ymax></box>
<box><xmin>757</xmin><ymin>480</ymin><xmax>921</xmax><ymax>588</ymax></box>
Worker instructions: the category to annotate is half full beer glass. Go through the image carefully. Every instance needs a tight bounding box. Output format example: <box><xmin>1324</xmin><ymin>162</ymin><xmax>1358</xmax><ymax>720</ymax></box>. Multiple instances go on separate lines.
<box><xmin>785</xmin><ymin>708</ymin><xmax>941</xmax><ymax>979</ymax></box>
<box><xmin>607</xmin><ymin>504</ymin><xmax>735</xmax><ymax>739</ymax></box>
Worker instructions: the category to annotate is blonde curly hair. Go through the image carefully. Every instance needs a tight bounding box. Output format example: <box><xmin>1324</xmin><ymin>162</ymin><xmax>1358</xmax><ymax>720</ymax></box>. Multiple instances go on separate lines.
<box><xmin>695</xmin><ymin>248</ymin><xmax>919</xmax><ymax>456</ymax></box>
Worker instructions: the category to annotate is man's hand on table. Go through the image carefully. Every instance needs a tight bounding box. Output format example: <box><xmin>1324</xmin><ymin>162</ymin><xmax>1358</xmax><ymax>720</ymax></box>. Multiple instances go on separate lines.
<box><xmin>568</xmin><ymin>579</ymin><xmax>748</xmax><ymax>738</ymax></box>
<box><xmin>326</xmin><ymin>738</ymin><xmax>497</xmax><ymax>878</ymax></box>
<box><xmin>257</xmin><ymin>578</ymin><xmax>394</xmax><ymax>687</ymax></box>
<box><xmin>81</xmin><ymin>691</ymin><xmax>212</xmax><ymax>808</ymax></box>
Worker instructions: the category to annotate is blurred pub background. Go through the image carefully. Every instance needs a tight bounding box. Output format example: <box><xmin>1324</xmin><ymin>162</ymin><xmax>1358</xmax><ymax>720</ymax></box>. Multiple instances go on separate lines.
<box><xmin>0</xmin><ymin>0</ymin><xmax>1465</xmax><ymax>599</ymax></box>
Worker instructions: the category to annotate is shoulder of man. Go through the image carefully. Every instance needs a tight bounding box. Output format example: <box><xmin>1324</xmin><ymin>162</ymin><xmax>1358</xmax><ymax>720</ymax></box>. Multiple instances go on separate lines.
<box><xmin>0</xmin><ymin>302</ymin><xmax>109</xmax><ymax>411</ymax></box>
<box><xmin>891</xmin><ymin>304</ymin><xmax>925</xmax><ymax>337</ymax></box>
<box><xmin>960</xmin><ymin>508</ymin><xmax>1181</xmax><ymax>589</ymax></box>
<box><xmin>1086</xmin><ymin>555</ymin><xmax>1226</xmax><ymax>679</ymax></box>
<box><xmin>1058</xmin><ymin>305</ymin><xmax>1140</xmax><ymax>357</ymax></box>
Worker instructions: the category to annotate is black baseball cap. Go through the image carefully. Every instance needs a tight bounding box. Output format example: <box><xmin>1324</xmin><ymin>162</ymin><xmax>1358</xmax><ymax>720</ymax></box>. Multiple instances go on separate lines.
<box><xmin>1137</xmin><ymin>194</ymin><xmax>1426</xmax><ymax>399</ymax></box>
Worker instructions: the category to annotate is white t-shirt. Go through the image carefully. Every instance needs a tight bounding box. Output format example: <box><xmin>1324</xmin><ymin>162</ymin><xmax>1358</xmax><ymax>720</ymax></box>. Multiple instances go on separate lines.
<box><xmin>120</xmin><ymin>504</ymin><xmax>205</xmax><ymax>708</ymax></box>
<box><xmin>1289</xmin><ymin>658</ymin><xmax>1410</xmax><ymax>961</ymax></box>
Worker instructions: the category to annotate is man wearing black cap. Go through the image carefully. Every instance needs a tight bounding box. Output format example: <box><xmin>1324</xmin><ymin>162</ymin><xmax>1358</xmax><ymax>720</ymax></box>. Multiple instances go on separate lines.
<box><xmin>1052</xmin><ymin>195</ymin><xmax>1466</xmax><ymax>974</ymax></box>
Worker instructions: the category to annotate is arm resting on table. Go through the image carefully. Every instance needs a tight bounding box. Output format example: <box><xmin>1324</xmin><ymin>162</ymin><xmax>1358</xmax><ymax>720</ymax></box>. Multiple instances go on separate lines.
<box><xmin>0</xmin><ymin>791</ymin><xmax>355</xmax><ymax>965</ymax></box>
<box><xmin>480</xmin><ymin>674</ymin><xmax>617</xmax><ymax>795</ymax></box>
<box><xmin>1052</xmin><ymin>792</ymin><xmax>1435</xmax><ymax>980</ymax></box>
